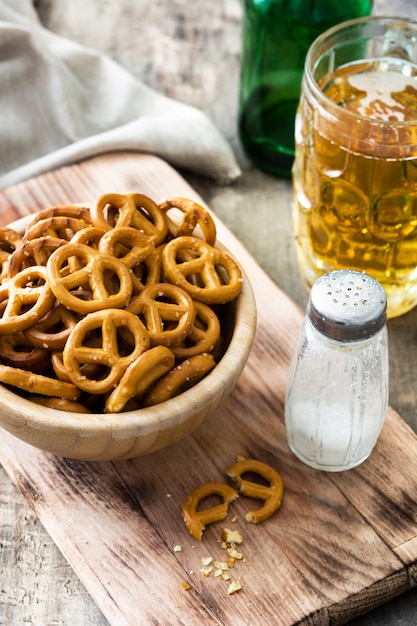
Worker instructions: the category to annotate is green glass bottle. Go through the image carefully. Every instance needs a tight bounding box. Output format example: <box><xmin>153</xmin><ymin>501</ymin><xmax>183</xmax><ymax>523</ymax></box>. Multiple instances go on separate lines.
<box><xmin>238</xmin><ymin>0</ymin><xmax>374</xmax><ymax>178</ymax></box>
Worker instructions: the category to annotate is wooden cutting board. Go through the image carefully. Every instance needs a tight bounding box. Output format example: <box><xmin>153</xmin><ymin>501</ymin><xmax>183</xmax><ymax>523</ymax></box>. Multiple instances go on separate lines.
<box><xmin>0</xmin><ymin>153</ymin><xmax>416</xmax><ymax>626</ymax></box>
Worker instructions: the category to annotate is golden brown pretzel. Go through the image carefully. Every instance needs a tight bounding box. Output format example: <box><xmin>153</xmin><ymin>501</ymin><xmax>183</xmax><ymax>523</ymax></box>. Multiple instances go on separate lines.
<box><xmin>24</xmin><ymin>205</ymin><xmax>92</xmax><ymax>230</ymax></box>
<box><xmin>158</xmin><ymin>196</ymin><xmax>217</xmax><ymax>245</ymax></box>
<box><xmin>24</xmin><ymin>301</ymin><xmax>79</xmax><ymax>350</ymax></box>
<box><xmin>0</xmin><ymin>363</ymin><xmax>80</xmax><ymax>400</ymax></box>
<box><xmin>225</xmin><ymin>458</ymin><xmax>284</xmax><ymax>524</ymax></box>
<box><xmin>162</xmin><ymin>236</ymin><xmax>243</xmax><ymax>304</ymax></box>
<box><xmin>63</xmin><ymin>308</ymin><xmax>150</xmax><ymax>394</ymax></box>
<box><xmin>0</xmin><ymin>266</ymin><xmax>56</xmax><ymax>335</ymax></box>
<box><xmin>181</xmin><ymin>482</ymin><xmax>239</xmax><ymax>541</ymax></box>
<box><xmin>91</xmin><ymin>193</ymin><xmax>168</xmax><ymax>245</ymax></box>
<box><xmin>98</xmin><ymin>226</ymin><xmax>161</xmax><ymax>294</ymax></box>
<box><xmin>126</xmin><ymin>282</ymin><xmax>196</xmax><ymax>347</ymax></box>
<box><xmin>6</xmin><ymin>236</ymin><xmax>67</xmax><ymax>278</ymax></box>
<box><xmin>171</xmin><ymin>301</ymin><xmax>221</xmax><ymax>359</ymax></box>
<box><xmin>144</xmin><ymin>352</ymin><xmax>216</xmax><ymax>406</ymax></box>
<box><xmin>46</xmin><ymin>242</ymin><xmax>133</xmax><ymax>313</ymax></box>
<box><xmin>105</xmin><ymin>345</ymin><xmax>175</xmax><ymax>413</ymax></box>
<box><xmin>23</xmin><ymin>216</ymin><xmax>92</xmax><ymax>243</ymax></box>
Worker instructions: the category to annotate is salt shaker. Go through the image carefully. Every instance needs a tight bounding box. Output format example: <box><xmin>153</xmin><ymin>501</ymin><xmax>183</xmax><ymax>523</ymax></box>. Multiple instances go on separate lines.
<box><xmin>285</xmin><ymin>270</ymin><xmax>388</xmax><ymax>471</ymax></box>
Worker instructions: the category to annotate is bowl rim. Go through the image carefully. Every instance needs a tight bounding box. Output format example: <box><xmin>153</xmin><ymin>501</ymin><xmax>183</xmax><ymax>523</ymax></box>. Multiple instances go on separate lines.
<box><xmin>0</xmin><ymin>213</ymin><xmax>257</xmax><ymax>436</ymax></box>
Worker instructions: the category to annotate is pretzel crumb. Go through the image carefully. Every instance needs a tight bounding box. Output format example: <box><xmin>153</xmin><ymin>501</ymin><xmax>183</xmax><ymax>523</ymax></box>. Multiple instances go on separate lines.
<box><xmin>213</xmin><ymin>560</ymin><xmax>229</xmax><ymax>571</ymax></box>
<box><xmin>227</xmin><ymin>547</ymin><xmax>243</xmax><ymax>560</ymax></box>
<box><xmin>222</xmin><ymin>527</ymin><xmax>243</xmax><ymax>544</ymax></box>
<box><xmin>227</xmin><ymin>580</ymin><xmax>242</xmax><ymax>595</ymax></box>
<box><xmin>200</xmin><ymin>556</ymin><xmax>213</xmax><ymax>566</ymax></box>
<box><xmin>200</xmin><ymin>566</ymin><xmax>213</xmax><ymax>577</ymax></box>
<box><xmin>181</xmin><ymin>582</ymin><xmax>191</xmax><ymax>590</ymax></box>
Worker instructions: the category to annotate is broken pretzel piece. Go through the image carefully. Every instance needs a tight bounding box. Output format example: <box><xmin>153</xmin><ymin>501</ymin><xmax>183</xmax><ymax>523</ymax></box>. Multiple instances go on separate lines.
<box><xmin>182</xmin><ymin>481</ymin><xmax>238</xmax><ymax>541</ymax></box>
<box><xmin>225</xmin><ymin>458</ymin><xmax>284</xmax><ymax>524</ymax></box>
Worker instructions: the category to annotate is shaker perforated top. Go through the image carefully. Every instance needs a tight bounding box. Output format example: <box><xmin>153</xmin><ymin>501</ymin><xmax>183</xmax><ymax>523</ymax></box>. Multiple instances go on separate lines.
<box><xmin>307</xmin><ymin>270</ymin><xmax>387</xmax><ymax>341</ymax></box>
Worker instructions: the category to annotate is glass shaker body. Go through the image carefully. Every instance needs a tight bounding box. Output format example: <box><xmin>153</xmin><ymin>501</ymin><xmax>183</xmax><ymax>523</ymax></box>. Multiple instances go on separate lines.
<box><xmin>238</xmin><ymin>0</ymin><xmax>373</xmax><ymax>178</ymax></box>
<box><xmin>285</xmin><ymin>270</ymin><xmax>388</xmax><ymax>472</ymax></box>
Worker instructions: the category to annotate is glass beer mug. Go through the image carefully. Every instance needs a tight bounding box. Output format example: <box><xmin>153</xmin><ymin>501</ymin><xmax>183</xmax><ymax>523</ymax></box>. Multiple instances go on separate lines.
<box><xmin>292</xmin><ymin>17</ymin><xmax>417</xmax><ymax>318</ymax></box>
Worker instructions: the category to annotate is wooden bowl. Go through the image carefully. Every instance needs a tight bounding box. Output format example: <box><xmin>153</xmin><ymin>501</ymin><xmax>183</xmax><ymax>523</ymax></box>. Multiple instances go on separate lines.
<box><xmin>0</xmin><ymin>216</ymin><xmax>256</xmax><ymax>461</ymax></box>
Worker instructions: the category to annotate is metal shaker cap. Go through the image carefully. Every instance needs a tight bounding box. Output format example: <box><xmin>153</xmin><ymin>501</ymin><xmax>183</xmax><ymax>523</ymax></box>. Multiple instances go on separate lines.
<box><xmin>307</xmin><ymin>270</ymin><xmax>387</xmax><ymax>341</ymax></box>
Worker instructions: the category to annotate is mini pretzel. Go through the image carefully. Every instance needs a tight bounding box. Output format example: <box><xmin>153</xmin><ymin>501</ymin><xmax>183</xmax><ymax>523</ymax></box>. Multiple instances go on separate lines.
<box><xmin>181</xmin><ymin>482</ymin><xmax>239</xmax><ymax>541</ymax></box>
<box><xmin>225</xmin><ymin>458</ymin><xmax>284</xmax><ymax>524</ymax></box>
<box><xmin>24</xmin><ymin>301</ymin><xmax>79</xmax><ymax>350</ymax></box>
<box><xmin>126</xmin><ymin>282</ymin><xmax>196</xmax><ymax>347</ymax></box>
<box><xmin>6</xmin><ymin>236</ymin><xmax>67</xmax><ymax>278</ymax></box>
<box><xmin>91</xmin><ymin>193</ymin><xmax>168</xmax><ymax>245</ymax></box>
<box><xmin>105</xmin><ymin>345</ymin><xmax>175</xmax><ymax>413</ymax></box>
<box><xmin>162</xmin><ymin>236</ymin><xmax>243</xmax><ymax>304</ymax></box>
<box><xmin>144</xmin><ymin>352</ymin><xmax>216</xmax><ymax>406</ymax></box>
<box><xmin>63</xmin><ymin>308</ymin><xmax>150</xmax><ymax>394</ymax></box>
<box><xmin>159</xmin><ymin>196</ymin><xmax>217</xmax><ymax>245</ymax></box>
<box><xmin>0</xmin><ymin>266</ymin><xmax>56</xmax><ymax>335</ymax></box>
<box><xmin>98</xmin><ymin>226</ymin><xmax>161</xmax><ymax>294</ymax></box>
<box><xmin>24</xmin><ymin>205</ymin><xmax>92</xmax><ymax>230</ymax></box>
<box><xmin>0</xmin><ymin>363</ymin><xmax>80</xmax><ymax>400</ymax></box>
<box><xmin>46</xmin><ymin>242</ymin><xmax>133</xmax><ymax>313</ymax></box>
<box><xmin>23</xmin><ymin>215</ymin><xmax>92</xmax><ymax>243</ymax></box>
<box><xmin>171</xmin><ymin>301</ymin><xmax>221</xmax><ymax>359</ymax></box>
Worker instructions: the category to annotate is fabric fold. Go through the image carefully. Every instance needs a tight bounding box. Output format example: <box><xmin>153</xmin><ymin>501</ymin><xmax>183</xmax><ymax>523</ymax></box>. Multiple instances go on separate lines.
<box><xmin>0</xmin><ymin>0</ymin><xmax>241</xmax><ymax>189</ymax></box>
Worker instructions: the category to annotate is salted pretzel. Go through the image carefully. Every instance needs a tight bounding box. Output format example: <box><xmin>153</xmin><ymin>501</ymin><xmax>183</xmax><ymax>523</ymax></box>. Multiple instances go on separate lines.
<box><xmin>144</xmin><ymin>352</ymin><xmax>216</xmax><ymax>406</ymax></box>
<box><xmin>105</xmin><ymin>345</ymin><xmax>175</xmax><ymax>413</ymax></box>
<box><xmin>0</xmin><ymin>266</ymin><xmax>56</xmax><ymax>335</ymax></box>
<box><xmin>225</xmin><ymin>458</ymin><xmax>284</xmax><ymax>524</ymax></box>
<box><xmin>171</xmin><ymin>301</ymin><xmax>221</xmax><ymax>359</ymax></box>
<box><xmin>126</xmin><ymin>282</ymin><xmax>196</xmax><ymax>347</ymax></box>
<box><xmin>24</xmin><ymin>301</ymin><xmax>79</xmax><ymax>350</ymax></box>
<box><xmin>46</xmin><ymin>242</ymin><xmax>133</xmax><ymax>313</ymax></box>
<box><xmin>162</xmin><ymin>236</ymin><xmax>243</xmax><ymax>304</ymax></box>
<box><xmin>63</xmin><ymin>308</ymin><xmax>150</xmax><ymax>394</ymax></box>
<box><xmin>91</xmin><ymin>193</ymin><xmax>168</xmax><ymax>245</ymax></box>
<box><xmin>98</xmin><ymin>226</ymin><xmax>161</xmax><ymax>294</ymax></box>
<box><xmin>23</xmin><ymin>215</ymin><xmax>92</xmax><ymax>243</ymax></box>
<box><xmin>6</xmin><ymin>236</ymin><xmax>67</xmax><ymax>278</ymax></box>
<box><xmin>0</xmin><ymin>363</ymin><xmax>80</xmax><ymax>400</ymax></box>
<box><xmin>181</xmin><ymin>482</ymin><xmax>239</xmax><ymax>541</ymax></box>
<box><xmin>159</xmin><ymin>196</ymin><xmax>217</xmax><ymax>245</ymax></box>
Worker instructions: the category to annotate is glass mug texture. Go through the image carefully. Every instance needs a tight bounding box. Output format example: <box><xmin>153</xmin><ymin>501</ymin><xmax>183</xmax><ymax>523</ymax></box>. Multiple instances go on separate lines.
<box><xmin>239</xmin><ymin>0</ymin><xmax>373</xmax><ymax>178</ymax></box>
<box><xmin>292</xmin><ymin>17</ymin><xmax>417</xmax><ymax>317</ymax></box>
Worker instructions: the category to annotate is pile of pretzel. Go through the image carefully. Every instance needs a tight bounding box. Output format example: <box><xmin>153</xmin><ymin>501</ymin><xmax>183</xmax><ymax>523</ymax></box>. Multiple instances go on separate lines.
<box><xmin>0</xmin><ymin>193</ymin><xmax>243</xmax><ymax>413</ymax></box>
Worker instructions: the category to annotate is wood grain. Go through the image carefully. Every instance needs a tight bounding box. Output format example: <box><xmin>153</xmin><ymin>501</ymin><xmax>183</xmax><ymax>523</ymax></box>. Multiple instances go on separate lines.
<box><xmin>3</xmin><ymin>1</ymin><xmax>417</xmax><ymax>624</ymax></box>
<box><xmin>0</xmin><ymin>153</ymin><xmax>416</xmax><ymax>626</ymax></box>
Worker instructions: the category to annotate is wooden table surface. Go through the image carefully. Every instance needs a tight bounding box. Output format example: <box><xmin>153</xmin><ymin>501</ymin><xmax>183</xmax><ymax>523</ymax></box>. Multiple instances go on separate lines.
<box><xmin>1</xmin><ymin>1</ymin><xmax>417</xmax><ymax>624</ymax></box>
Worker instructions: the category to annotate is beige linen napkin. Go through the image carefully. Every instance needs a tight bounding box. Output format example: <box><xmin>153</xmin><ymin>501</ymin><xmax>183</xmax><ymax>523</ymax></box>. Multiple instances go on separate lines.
<box><xmin>0</xmin><ymin>0</ymin><xmax>241</xmax><ymax>189</ymax></box>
